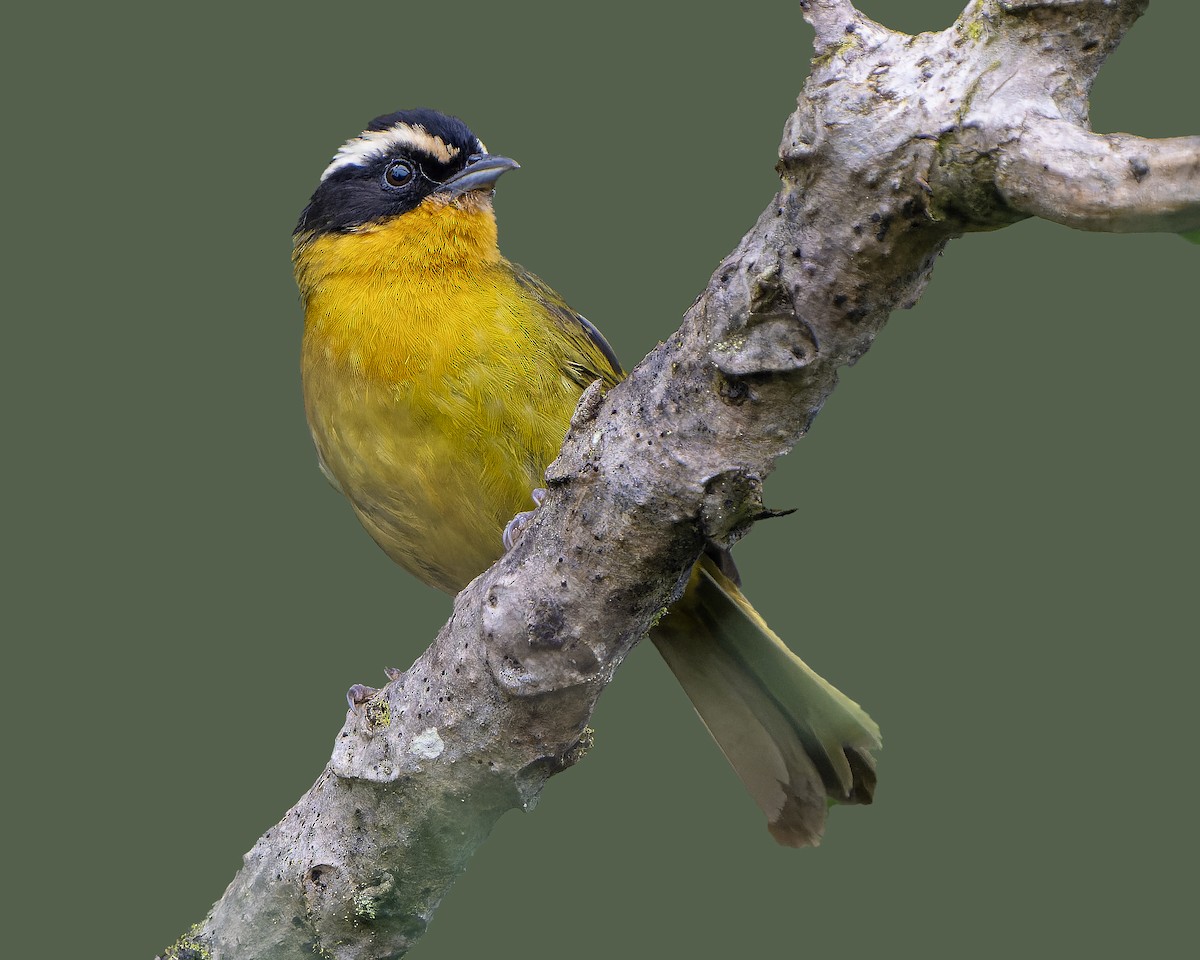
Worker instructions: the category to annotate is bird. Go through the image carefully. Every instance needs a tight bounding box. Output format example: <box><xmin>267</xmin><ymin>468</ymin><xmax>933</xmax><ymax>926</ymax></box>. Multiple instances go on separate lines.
<box><xmin>293</xmin><ymin>108</ymin><xmax>880</xmax><ymax>846</ymax></box>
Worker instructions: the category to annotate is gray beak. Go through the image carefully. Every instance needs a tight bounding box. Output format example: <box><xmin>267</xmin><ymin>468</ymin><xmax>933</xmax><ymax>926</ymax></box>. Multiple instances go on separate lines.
<box><xmin>433</xmin><ymin>154</ymin><xmax>520</xmax><ymax>198</ymax></box>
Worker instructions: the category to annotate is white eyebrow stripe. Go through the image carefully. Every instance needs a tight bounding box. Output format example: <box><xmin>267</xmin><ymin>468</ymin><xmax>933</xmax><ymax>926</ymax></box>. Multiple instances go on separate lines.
<box><xmin>320</xmin><ymin>122</ymin><xmax>479</xmax><ymax>181</ymax></box>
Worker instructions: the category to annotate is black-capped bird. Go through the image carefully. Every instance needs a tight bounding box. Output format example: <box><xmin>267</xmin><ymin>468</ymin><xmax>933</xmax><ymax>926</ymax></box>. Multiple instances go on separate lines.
<box><xmin>294</xmin><ymin>109</ymin><xmax>880</xmax><ymax>846</ymax></box>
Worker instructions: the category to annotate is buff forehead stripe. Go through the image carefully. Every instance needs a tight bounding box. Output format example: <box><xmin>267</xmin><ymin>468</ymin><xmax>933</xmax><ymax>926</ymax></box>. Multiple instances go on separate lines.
<box><xmin>320</xmin><ymin>122</ymin><xmax>485</xmax><ymax>181</ymax></box>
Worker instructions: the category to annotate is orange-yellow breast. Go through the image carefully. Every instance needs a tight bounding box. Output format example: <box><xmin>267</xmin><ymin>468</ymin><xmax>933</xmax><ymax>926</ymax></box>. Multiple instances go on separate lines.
<box><xmin>296</xmin><ymin>200</ymin><xmax>596</xmax><ymax>593</ymax></box>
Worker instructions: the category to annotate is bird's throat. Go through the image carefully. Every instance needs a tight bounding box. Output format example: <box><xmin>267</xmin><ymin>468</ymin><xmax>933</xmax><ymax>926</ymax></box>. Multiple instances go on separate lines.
<box><xmin>295</xmin><ymin>199</ymin><xmax>504</xmax><ymax>382</ymax></box>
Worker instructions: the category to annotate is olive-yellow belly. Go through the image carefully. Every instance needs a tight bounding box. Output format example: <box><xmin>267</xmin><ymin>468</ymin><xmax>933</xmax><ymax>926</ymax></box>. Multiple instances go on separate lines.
<box><xmin>300</xmin><ymin>285</ymin><xmax>592</xmax><ymax>593</ymax></box>
<box><xmin>302</xmin><ymin>353</ymin><xmax>566</xmax><ymax>592</ymax></box>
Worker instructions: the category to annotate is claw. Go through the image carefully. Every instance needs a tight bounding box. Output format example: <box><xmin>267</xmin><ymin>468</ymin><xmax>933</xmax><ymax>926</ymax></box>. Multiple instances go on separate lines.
<box><xmin>502</xmin><ymin>488</ymin><xmax>548</xmax><ymax>551</ymax></box>
<box><xmin>347</xmin><ymin>683</ymin><xmax>378</xmax><ymax>707</ymax></box>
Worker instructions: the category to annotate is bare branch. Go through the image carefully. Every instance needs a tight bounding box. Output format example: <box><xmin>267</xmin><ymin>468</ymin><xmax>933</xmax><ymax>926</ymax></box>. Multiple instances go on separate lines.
<box><xmin>996</xmin><ymin>119</ymin><xmax>1200</xmax><ymax>233</ymax></box>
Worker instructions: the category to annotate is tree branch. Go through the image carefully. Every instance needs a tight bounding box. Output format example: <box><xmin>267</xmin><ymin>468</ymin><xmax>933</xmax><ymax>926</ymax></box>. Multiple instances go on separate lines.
<box><xmin>996</xmin><ymin>120</ymin><xmax>1200</xmax><ymax>233</ymax></box>
<box><xmin>162</xmin><ymin>1</ymin><xmax>1197</xmax><ymax>957</ymax></box>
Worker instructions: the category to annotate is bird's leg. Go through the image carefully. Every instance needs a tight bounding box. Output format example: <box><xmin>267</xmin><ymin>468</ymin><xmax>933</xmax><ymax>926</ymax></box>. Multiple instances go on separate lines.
<box><xmin>347</xmin><ymin>677</ymin><xmax>395</xmax><ymax>730</ymax></box>
<box><xmin>502</xmin><ymin>488</ymin><xmax>547</xmax><ymax>551</ymax></box>
<box><xmin>346</xmin><ymin>683</ymin><xmax>380</xmax><ymax>707</ymax></box>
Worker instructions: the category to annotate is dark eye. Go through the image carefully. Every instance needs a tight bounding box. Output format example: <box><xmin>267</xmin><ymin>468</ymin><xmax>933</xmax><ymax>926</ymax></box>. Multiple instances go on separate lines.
<box><xmin>383</xmin><ymin>160</ymin><xmax>414</xmax><ymax>187</ymax></box>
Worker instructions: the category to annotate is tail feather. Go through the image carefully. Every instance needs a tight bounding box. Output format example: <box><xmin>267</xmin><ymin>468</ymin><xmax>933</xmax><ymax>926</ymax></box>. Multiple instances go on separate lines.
<box><xmin>650</xmin><ymin>556</ymin><xmax>880</xmax><ymax>847</ymax></box>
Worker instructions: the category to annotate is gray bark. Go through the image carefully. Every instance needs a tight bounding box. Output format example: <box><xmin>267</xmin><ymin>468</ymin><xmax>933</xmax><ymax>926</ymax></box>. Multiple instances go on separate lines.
<box><xmin>160</xmin><ymin>1</ymin><xmax>1199</xmax><ymax>957</ymax></box>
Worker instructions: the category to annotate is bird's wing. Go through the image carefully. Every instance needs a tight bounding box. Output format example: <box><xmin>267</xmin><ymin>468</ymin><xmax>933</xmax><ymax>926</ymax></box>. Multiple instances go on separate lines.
<box><xmin>510</xmin><ymin>264</ymin><xmax>625</xmax><ymax>389</ymax></box>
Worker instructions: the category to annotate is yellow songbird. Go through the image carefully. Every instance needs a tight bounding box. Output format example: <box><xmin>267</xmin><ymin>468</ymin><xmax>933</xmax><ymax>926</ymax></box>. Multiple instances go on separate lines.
<box><xmin>294</xmin><ymin>109</ymin><xmax>880</xmax><ymax>846</ymax></box>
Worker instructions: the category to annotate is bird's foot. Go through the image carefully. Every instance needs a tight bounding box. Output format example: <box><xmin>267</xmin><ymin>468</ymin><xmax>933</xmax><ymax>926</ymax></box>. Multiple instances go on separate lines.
<box><xmin>346</xmin><ymin>683</ymin><xmax>380</xmax><ymax>707</ymax></box>
<box><xmin>502</xmin><ymin>488</ymin><xmax>547</xmax><ymax>551</ymax></box>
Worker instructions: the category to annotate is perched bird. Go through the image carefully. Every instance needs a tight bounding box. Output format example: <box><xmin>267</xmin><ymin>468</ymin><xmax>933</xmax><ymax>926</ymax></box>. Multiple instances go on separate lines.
<box><xmin>294</xmin><ymin>109</ymin><xmax>880</xmax><ymax>846</ymax></box>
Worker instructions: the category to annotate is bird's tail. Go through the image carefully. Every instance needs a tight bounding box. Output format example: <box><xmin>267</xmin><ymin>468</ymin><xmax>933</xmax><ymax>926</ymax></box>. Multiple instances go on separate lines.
<box><xmin>650</xmin><ymin>556</ymin><xmax>881</xmax><ymax>847</ymax></box>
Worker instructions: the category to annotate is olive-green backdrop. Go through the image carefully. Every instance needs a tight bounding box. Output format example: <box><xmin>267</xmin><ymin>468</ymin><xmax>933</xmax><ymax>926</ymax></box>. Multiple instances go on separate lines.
<box><xmin>7</xmin><ymin>1</ymin><xmax>1197</xmax><ymax>957</ymax></box>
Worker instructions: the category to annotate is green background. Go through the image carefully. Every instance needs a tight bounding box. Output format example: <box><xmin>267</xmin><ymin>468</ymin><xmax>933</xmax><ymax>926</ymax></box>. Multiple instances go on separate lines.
<box><xmin>7</xmin><ymin>1</ymin><xmax>1197</xmax><ymax>956</ymax></box>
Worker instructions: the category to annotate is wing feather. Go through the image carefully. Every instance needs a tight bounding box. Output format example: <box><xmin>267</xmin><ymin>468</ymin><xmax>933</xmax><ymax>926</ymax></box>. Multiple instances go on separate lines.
<box><xmin>510</xmin><ymin>264</ymin><xmax>624</xmax><ymax>389</ymax></box>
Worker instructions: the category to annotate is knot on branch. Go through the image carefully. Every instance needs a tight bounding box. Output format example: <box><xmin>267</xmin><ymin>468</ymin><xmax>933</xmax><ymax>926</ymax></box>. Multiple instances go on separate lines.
<box><xmin>778</xmin><ymin>107</ymin><xmax>821</xmax><ymax>173</ymax></box>
<box><xmin>306</xmin><ymin>865</ymin><xmax>427</xmax><ymax>958</ymax></box>
<box><xmin>710</xmin><ymin>261</ymin><xmax>817</xmax><ymax>379</ymax></box>
<box><xmin>700</xmin><ymin>470</ymin><xmax>768</xmax><ymax>547</ymax></box>
<box><xmin>481</xmin><ymin>579</ymin><xmax>604</xmax><ymax>698</ymax></box>
<box><xmin>514</xmin><ymin>725</ymin><xmax>597</xmax><ymax>802</ymax></box>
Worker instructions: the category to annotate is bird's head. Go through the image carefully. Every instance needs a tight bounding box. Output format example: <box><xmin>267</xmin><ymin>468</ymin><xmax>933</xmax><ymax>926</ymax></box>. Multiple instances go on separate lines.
<box><xmin>294</xmin><ymin>109</ymin><xmax>519</xmax><ymax>244</ymax></box>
